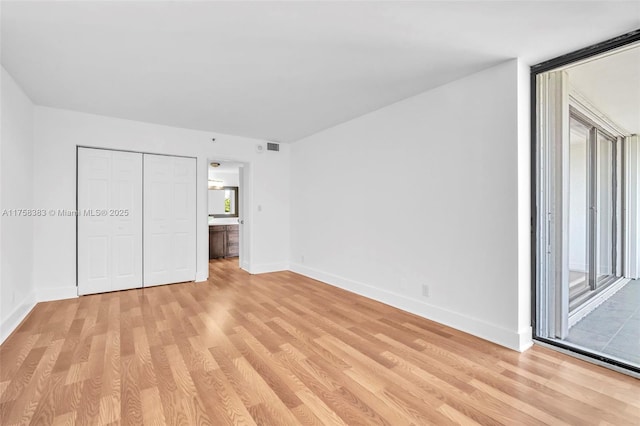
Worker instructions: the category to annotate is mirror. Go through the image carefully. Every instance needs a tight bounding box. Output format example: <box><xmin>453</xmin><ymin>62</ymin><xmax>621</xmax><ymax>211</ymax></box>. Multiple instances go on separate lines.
<box><xmin>208</xmin><ymin>186</ymin><xmax>239</xmax><ymax>218</ymax></box>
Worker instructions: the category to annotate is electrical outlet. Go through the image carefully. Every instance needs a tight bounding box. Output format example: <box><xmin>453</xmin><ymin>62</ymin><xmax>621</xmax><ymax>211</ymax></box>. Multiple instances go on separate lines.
<box><xmin>422</xmin><ymin>284</ymin><xmax>430</xmax><ymax>298</ymax></box>
<box><xmin>301</xmin><ymin>255</ymin><xmax>305</xmax><ymax>264</ymax></box>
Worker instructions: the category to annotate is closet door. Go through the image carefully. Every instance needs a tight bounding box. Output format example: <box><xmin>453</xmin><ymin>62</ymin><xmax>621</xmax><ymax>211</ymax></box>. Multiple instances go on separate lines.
<box><xmin>144</xmin><ymin>154</ymin><xmax>196</xmax><ymax>287</ymax></box>
<box><xmin>78</xmin><ymin>148</ymin><xmax>143</xmax><ymax>295</ymax></box>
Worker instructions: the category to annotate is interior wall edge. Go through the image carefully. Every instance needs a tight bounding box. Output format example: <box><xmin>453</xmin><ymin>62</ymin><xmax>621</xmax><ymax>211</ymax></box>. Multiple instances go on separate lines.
<box><xmin>1</xmin><ymin>65</ymin><xmax>36</xmax><ymax>345</ymax></box>
<box><xmin>516</xmin><ymin>57</ymin><xmax>533</xmax><ymax>334</ymax></box>
<box><xmin>289</xmin><ymin>263</ymin><xmax>532</xmax><ymax>352</ymax></box>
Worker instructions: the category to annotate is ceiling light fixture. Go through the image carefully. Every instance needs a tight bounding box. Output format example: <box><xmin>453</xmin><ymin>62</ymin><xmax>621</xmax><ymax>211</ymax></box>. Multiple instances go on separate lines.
<box><xmin>210</xmin><ymin>162</ymin><xmax>221</xmax><ymax>167</ymax></box>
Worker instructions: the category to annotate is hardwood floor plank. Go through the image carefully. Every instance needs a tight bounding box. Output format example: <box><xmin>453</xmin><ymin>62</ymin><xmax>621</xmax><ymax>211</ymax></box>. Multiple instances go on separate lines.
<box><xmin>380</xmin><ymin>382</ymin><xmax>458</xmax><ymax>425</ymax></box>
<box><xmin>76</xmin><ymin>376</ymin><xmax>102</xmax><ymax>426</ymax></box>
<box><xmin>209</xmin><ymin>345</ymin><xmax>260</xmax><ymax>409</ymax></box>
<box><xmin>140</xmin><ymin>387</ymin><xmax>167</xmax><ymax>426</ymax></box>
<box><xmin>52</xmin><ymin>410</ymin><xmax>76</xmax><ymax>426</ymax></box>
<box><xmin>290</xmin><ymin>402</ymin><xmax>325</xmax><ymax>426</ymax></box>
<box><xmin>232</xmin><ymin>356</ymin><xmax>301</xmax><ymax>424</ymax></box>
<box><xmin>29</xmin><ymin>370</ymin><xmax>66</xmax><ymax>425</ymax></box>
<box><xmin>295</xmin><ymin>388</ymin><xmax>346</xmax><ymax>426</ymax></box>
<box><xmin>469</xmin><ymin>378</ymin><xmax>570</xmax><ymax>426</ymax></box>
<box><xmin>190</xmin><ymin>368</ymin><xmax>248</xmax><ymax>426</ymax></box>
<box><xmin>163</xmin><ymin>344</ymin><xmax>206</xmax><ymax>418</ymax></box>
<box><xmin>0</xmin><ymin>345</ymin><xmax>46</xmax><ymax>404</ymax></box>
<box><xmin>0</xmin><ymin>258</ymin><xmax>638</xmax><ymax>425</ymax></box>
<box><xmin>380</xmin><ymin>349</ymin><xmax>507</xmax><ymax>425</ymax></box>
<box><xmin>54</xmin><ymin>379</ymin><xmax>84</xmax><ymax>417</ymax></box>
<box><xmin>5</xmin><ymin>338</ymin><xmax>64</xmax><ymax>425</ymax></box>
<box><xmin>0</xmin><ymin>332</ymin><xmax>41</xmax><ymax>383</ymax></box>
<box><xmin>438</xmin><ymin>403</ymin><xmax>484</xmax><ymax>426</ymax></box>
<box><xmin>227</xmin><ymin>331</ymin><xmax>302</xmax><ymax>409</ymax></box>
<box><xmin>119</xmin><ymin>354</ymin><xmax>142</xmax><ymax>426</ymax></box>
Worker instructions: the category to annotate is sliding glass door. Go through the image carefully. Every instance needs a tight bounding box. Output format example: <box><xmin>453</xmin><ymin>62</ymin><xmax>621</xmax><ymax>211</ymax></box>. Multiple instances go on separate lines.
<box><xmin>594</xmin><ymin>131</ymin><xmax>617</xmax><ymax>288</ymax></box>
<box><xmin>533</xmin><ymin>35</ymin><xmax>639</xmax><ymax>373</ymax></box>
<box><xmin>569</xmin><ymin>113</ymin><xmax>621</xmax><ymax>311</ymax></box>
<box><xmin>568</xmin><ymin>116</ymin><xmax>590</xmax><ymax>306</ymax></box>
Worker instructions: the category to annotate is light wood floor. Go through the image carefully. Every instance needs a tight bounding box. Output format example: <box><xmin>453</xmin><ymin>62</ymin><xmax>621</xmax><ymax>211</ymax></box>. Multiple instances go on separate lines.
<box><xmin>1</xmin><ymin>259</ymin><xmax>638</xmax><ymax>425</ymax></box>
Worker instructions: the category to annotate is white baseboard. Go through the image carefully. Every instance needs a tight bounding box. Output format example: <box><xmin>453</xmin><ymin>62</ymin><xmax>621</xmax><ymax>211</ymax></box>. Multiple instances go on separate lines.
<box><xmin>290</xmin><ymin>263</ymin><xmax>532</xmax><ymax>352</ymax></box>
<box><xmin>250</xmin><ymin>262</ymin><xmax>289</xmax><ymax>275</ymax></box>
<box><xmin>517</xmin><ymin>327</ymin><xmax>534</xmax><ymax>351</ymax></box>
<box><xmin>1</xmin><ymin>290</ymin><xmax>37</xmax><ymax>344</ymax></box>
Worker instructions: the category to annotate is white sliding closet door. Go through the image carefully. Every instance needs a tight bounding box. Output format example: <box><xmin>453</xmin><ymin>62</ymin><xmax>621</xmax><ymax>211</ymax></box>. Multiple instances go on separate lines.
<box><xmin>78</xmin><ymin>148</ymin><xmax>143</xmax><ymax>295</ymax></box>
<box><xmin>143</xmin><ymin>154</ymin><xmax>196</xmax><ymax>287</ymax></box>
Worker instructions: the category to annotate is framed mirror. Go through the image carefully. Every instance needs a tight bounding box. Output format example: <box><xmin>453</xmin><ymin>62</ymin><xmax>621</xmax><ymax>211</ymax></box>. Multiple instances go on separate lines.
<box><xmin>208</xmin><ymin>186</ymin><xmax>239</xmax><ymax>218</ymax></box>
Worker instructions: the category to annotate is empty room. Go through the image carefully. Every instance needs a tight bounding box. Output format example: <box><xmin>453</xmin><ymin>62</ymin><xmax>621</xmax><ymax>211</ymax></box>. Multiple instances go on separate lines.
<box><xmin>1</xmin><ymin>1</ymin><xmax>639</xmax><ymax>425</ymax></box>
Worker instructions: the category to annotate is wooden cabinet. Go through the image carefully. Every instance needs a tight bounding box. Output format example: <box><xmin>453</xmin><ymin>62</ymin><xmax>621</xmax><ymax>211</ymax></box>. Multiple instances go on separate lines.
<box><xmin>226</xmin><ymin>225</ymin><xmax>239</xmax><ymax>257</ymax></box>
<box><xmin>209</xmin><ymin>225</ymin><xmax>239</xmax><ymax>259</ymax></box>
<box><xmin>209</xmin><ymin>226</ymin><xmax>226</xmax><ymax>259</ymax></box>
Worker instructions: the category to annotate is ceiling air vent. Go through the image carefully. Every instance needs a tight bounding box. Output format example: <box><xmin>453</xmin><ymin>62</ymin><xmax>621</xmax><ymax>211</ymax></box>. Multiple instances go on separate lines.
<box><xmin>267</xmin><ymin>142</ymin><xmax>280</xmax><ymax>152</ymax></box>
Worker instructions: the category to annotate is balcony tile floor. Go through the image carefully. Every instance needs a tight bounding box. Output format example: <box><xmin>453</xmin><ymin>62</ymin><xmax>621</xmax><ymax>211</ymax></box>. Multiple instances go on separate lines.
<box><xmin>565</xmin><ymin>279</ymin><xmax>640</xmax><ymax>366</ymax></box>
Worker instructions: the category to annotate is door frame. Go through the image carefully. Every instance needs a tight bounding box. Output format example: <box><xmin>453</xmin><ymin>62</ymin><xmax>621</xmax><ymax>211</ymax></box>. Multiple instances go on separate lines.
<box><xmin>566</xmin><ymin>107</ymin><xmax>625</xmax><ymax>314</ymax></box>
<box><xmin>530</xmin><ymin>29</ymin><xmax>640</xmax><ymax>374</ymax></box>
<box><xmin>206</xmin><ymin>157</ymin><xmax>253</xmax><ymax>273</ymax></box>
<box><xmin>75</xmin><ymin>145</ymin><xmax>198</xmax><ymax>292</ymax></box>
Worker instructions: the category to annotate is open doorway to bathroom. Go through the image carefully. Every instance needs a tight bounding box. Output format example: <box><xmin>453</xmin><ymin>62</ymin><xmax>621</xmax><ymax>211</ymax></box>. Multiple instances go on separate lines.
<box><xmin>533</xmin><ymin>30</ymin><xmax>639</xmax><ymax>374</ymax></box>
<box><xmin>207</xmin><ymin>160</ymin><xmax>247</xmax><ymax>270</ymax></box>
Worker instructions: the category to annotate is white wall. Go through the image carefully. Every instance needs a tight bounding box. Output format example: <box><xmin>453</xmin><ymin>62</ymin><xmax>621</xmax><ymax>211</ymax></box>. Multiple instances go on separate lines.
<box><xmin>32</xmin><ymin>106</ymin><xmax>290</xmax><ymax>302</ymax></box>
<box><xmin>208</xmin><ymin>169</ymin><xmax>240</xmax><ymax>186</ymax></box>
<box><xmin>0</xmin><ymin>67</ymin><xmax>36</xmax><ymax>343</ymax></box>
<box><xmin>290</xmin><ymin>59</ymin><xmax>532</xmax><ymax>351</ymax></box>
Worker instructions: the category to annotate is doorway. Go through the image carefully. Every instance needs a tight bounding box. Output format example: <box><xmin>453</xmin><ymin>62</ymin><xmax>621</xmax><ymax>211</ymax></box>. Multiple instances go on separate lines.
<box><xmin>207</xmin><ymin>160</ymin><xmax>250</xmax><ymax>271</ymax></box>
<box><xmin>533</xmin><ymin>32</ymin><xmax>640</xmax><ymax>373</ymax></box>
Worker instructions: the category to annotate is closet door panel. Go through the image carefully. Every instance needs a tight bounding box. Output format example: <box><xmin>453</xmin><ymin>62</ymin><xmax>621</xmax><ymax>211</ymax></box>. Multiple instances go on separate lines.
<box><xmin>78</xmin><ymin>148</ymin><xmax>143</xmax><ymax>295</ymax></box>
<box><xmin>144</xmin><ymin>154</ymin><xmax>196</xmax><ymax>287</ymax></box>
<box><xmin>110</xmin><ymin>152</ymin><xmax>143</xmax><ymax>291</ymax></box>
<box><xmin>87</xmin><ymin>236</ymin><xmax>108</xmax><ymax>282</ymax></box>
<box><xmin>147</xmin><ymin>177</ymin><xmax>171</xmax><ymax>279</ymax></box>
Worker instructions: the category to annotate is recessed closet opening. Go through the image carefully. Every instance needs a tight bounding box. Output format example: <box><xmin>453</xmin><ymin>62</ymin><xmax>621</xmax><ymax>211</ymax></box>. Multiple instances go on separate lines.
<box><xmin>76</xmin><ymin>147</ymin><xmax>197</xmax><ymax>295</ymax></box>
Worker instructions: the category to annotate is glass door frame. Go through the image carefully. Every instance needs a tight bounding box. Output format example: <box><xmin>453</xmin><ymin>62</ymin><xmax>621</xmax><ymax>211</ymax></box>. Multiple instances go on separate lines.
<box><xmin>591</xmin><ymin>127</ymin><xmax>619</xmax><ymax>291</ymax></box>
<box><xmin>531</xmin><ymin>29</ymin><xmax>640</xmax><ymax>374</ymax></box>
<box><xmin>568</xmin><ymin>109</ymin><xmax>622</xmax><ymax>311</ymax></box>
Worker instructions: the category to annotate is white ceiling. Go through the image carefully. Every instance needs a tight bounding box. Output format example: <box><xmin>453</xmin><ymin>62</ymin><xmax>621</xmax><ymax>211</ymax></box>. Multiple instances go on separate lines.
<box><xmin>566</xmin><ymin>45</ymin><xmax>640</xmax><ymax>134</ymax></box>
<box><xmin>2</xmin><ymin>1</ymin><xmax>639</xmax><ymax>142</ymax></box>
